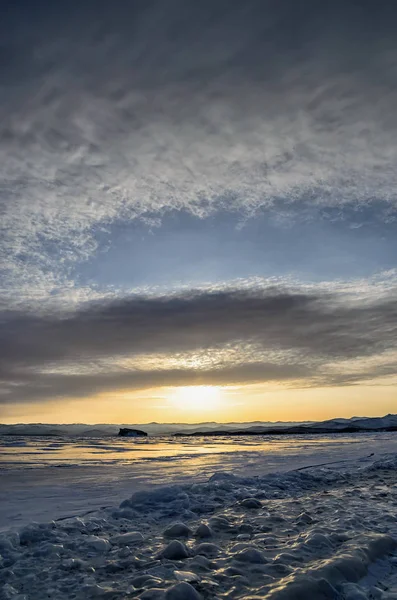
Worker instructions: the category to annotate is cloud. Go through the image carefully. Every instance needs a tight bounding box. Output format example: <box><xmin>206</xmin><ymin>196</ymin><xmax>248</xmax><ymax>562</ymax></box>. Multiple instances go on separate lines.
<box><xmin>1</xmin><ymin>0</ymin><xmax>397</xmax><ymax>306</ymax></box>
<box><xmin>1</xmin><ymin>2</ymin><xmax>396</xmax><ymax>414</ymax></box>
<box><xmin>1</xmin><ymin>280</ymin><xmax>396</xmax><ymax>404</ymax></box>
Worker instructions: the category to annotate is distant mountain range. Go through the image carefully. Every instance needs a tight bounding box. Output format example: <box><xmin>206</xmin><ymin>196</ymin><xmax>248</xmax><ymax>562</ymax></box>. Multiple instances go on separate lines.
<box><xmin>0</xmin><ymin>414</ymin><xmax>397</xmax><ymax>437</ymax></box>
<box><xmin>174</xmin><ymin>414</ymin><xmax>397</xmax><ymax>436</ymax></box>
<box><xmin>0</xmin><ymin>420</ymin><xmax>310</xmax><ymax>437</ymax></box>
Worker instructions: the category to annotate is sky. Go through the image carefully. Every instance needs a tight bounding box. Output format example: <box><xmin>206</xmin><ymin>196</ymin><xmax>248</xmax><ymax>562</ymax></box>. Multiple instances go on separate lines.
<box><xmin>1</xmin><ymin>0</ymin><xmax>397</xmax><ymax>424</ymax></box>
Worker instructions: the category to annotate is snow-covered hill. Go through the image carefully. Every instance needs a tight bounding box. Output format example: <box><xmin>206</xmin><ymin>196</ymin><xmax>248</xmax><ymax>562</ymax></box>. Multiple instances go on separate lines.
<box><xmin>0</xmin><ymin>420</ymin><xmax>312</xmax><ymax>437</ymax></box>
<box><xmin>1</xmin><ymin>414</ymin><xmax>396</xmax><ymax>437</ymax></box>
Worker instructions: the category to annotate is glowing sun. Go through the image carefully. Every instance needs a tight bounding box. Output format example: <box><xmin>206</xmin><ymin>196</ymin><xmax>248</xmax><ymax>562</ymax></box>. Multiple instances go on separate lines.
<box><xmin>170</xmin><ymin>386</ymin><xmax>221</xmax><ymax>411</ymax></box>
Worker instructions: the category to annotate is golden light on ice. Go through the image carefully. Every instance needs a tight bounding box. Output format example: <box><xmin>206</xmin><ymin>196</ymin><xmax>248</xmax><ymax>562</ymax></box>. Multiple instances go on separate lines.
<box><xmin>170</xmin><ymin>386</ymin><xmax>221</xmax><ymax>411</ymax></box>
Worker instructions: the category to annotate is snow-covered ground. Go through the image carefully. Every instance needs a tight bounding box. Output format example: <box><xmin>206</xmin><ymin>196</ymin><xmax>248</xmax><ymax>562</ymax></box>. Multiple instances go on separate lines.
<box><xmin>1</xmin><ymin>433</ymin><xmax>397</xmax><ymax>599</ymax></box>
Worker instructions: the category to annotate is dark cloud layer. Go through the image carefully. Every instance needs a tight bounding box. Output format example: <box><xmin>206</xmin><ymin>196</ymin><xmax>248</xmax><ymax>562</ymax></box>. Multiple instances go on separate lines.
<box><xmin>1</xmin><ymin>285</ymin><xmax>396</xmax><ymax>404</ymax></box>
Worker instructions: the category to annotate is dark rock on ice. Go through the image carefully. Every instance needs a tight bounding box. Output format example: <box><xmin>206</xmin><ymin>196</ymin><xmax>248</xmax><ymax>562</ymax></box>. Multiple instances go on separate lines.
<box><xmin>118</xmin><ymin>428</ymin><xmax>148</xmax><ymax>437</ymax></box>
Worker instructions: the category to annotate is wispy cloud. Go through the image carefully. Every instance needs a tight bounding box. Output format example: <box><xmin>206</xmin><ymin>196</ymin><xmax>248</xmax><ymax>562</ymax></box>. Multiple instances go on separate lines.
<box><xmin>1</xmin><ymin>0</ymin><xmax>397</xmax><ymax>306</ymax></box>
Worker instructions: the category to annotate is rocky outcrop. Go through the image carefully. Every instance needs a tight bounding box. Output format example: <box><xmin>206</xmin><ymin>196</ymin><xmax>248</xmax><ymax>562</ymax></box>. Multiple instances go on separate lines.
<box><xmin>118</xmin><ymin>428</ymin><xmax>148</xmax><ymax>437</ymax></box>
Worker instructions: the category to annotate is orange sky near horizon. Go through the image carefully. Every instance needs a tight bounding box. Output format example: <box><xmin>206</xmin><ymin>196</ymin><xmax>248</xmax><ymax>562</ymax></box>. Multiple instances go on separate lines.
<box><xmin>2</xmin><ymin>381</ymin><xmax>396</xmax><ymax>424</ymax></box>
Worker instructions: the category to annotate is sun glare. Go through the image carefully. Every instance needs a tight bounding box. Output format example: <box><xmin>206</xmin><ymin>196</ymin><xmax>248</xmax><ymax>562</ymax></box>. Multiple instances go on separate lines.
<box><xmin>170</xmin><ymin>386</ymin><xmax>221</xmax><ymax>411</ymax></box>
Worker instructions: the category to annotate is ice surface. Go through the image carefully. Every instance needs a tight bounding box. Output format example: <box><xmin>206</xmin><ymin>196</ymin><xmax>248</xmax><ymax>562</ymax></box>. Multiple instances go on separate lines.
<box><xmin>1</xmin><ymin>433</ymin><xmax>397</xmax><ymax>599</ymax></box>
<box><xmin>2</xmin><ymin>433</ymin><xmax>397</xmax><ymax>530</ymax></box>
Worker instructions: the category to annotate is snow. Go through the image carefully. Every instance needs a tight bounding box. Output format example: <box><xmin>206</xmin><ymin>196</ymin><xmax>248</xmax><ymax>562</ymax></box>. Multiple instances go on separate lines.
<box><xmin>1</xmin><ymin>433</ymin><xmax>397</xmax><ymax>599</ymax></box>
<box><xmin>313</xmin><ymin>414</ymin><xmax>397</xmax><ymax>431</ymax></box>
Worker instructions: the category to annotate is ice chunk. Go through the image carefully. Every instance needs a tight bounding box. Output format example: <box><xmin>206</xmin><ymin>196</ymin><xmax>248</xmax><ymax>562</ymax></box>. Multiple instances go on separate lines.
<box><xmin>174</xmin><ymin>571</ymin><xmax>200</xmax><ymax>583</ymax></box>
<box><xmin>165</xmin><ymin>582</ymin><xmax>202</xmax><ymax>600</ymax></box>
<box><xmin>111</xmin><ymin>531</ymin><xmax>143</xmax><ymax>545</ymax></box>
<box><xmin>240</xmin><ymin>498</ymin><xmax>262</xmax><ymax>509</ymax></box>
<box><xmin>163</xmin><ymin>523</ymin><xmax>192</xmax><ymax>538</ymax></box>
<box><xmin>160</xmin><ymin>540</ymin><xmax>189</xmax><ymax>560</ymax></box>
<box><xmin>233</xmin><ymin>547</ymin><xmax>266</xmax><ymax>564</ymax></box>
<box><xmin>84</xmin><ymin>535</ymin><xmax>110</xmax><ymax>553</ymax></box>
<box><xmin>194</xmin><ymin>524</ymin><xmax>213</xmax><ymax>539</ymax></box>
<box><xmin>193</xmin><ymin>543</ymin><xmax>221</xmax><ymax>558</ymax></box>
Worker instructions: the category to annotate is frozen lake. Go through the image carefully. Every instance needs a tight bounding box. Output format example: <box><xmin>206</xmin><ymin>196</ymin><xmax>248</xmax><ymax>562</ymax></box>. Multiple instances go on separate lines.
<box><xmin>2</xmin><ymin>432</ymin><xmax>397</xmax><ymax>530</ymax></box>
<box><xmin>1</xmin><ymin>433</ymin><xmax>397</xmax><ymax>599</ymax></box>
